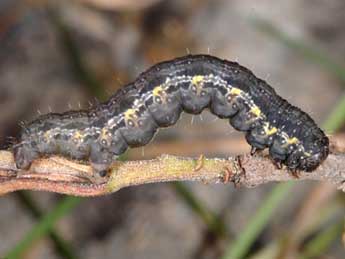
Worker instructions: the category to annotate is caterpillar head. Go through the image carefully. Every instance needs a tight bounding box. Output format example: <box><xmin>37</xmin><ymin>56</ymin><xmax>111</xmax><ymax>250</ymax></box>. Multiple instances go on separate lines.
<box><xmin>302</xmin><ymin>134</ymin><xmax>329</xmax><ymax>172</ymax></box>
<box><xmin>286</xmin><ymin>134</ymin><xmax>329</xmax><ymax>172</ymax></box>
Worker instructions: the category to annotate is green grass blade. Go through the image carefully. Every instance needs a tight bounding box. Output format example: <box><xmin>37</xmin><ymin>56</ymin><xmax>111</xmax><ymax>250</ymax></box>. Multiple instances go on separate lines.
<box><xmin>5</xmin><ymin>196</ymin><xmax>81</xmax><ymax>259</ymax></box>
<box><xmin>299</xmin><ymin>221</ymin><xmax>343</xmax><ymax>259</ymax></box>
<box><xmin>15</xmin><ymin>192</ymin><xmax>78</xmax><ymax>259</ymax></box>
<box><xmin>221</xmin><ymin>182</ymin><xmax>293</xmax><ymax>259</ymax></box>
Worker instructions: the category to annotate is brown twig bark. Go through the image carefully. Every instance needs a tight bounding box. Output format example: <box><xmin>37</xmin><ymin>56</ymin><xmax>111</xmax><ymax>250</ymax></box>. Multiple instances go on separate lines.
<box><xmin>1</xmin><ymin>138</ymin><xmax>345</xmax><ymax>196</ymax></box>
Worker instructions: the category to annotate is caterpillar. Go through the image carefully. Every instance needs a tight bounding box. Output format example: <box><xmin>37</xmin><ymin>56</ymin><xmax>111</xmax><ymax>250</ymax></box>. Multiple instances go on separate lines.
<box><xmin>13</xmin><ymin>54</ymin><xmax>329</xmax><ymax>181</ymax></box>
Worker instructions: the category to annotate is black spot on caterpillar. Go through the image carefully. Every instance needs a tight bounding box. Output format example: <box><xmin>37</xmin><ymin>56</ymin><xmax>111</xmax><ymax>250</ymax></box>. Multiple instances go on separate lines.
<box><xmin>13</xmin><ymin>54</ymin><xmax>329</xmax><ymax>180</ymax></box>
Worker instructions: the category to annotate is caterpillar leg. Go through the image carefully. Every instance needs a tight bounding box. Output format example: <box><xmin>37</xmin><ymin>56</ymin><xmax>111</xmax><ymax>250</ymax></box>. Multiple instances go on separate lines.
<box><xmin>89</xmin><ymin>143</ymin><xmax>114</xmax><ymax>184</ymax></box>
<box><xmin>272</xmin><ymin>158</ymin><xmax>283</xmax><ymax>169</ymax></box>
<box><xmin>289</xmin><ymin>169</ymin><xmax>301</xmax><ymax>178</ymax></box>
<box><xmin>250</xmin><ymin>146</ymin><xmax>260</xmax><ymax>156</ymax></box>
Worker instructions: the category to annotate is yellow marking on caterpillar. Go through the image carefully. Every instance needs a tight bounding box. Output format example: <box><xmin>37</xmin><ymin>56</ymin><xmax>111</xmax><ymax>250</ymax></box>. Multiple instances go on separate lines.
<box><xmin>267</xmin><ymin>127</ymin><xmax>277</xmax><ymax>135</ymax></box>
<box><xmin>100</xmin><ymin>128</ymin><xmax>110</xmax><ymax>139</ymax></box>
<box><xmin>287</xmin><ymin>137</ymin><xmax>299</xmax><ymax>145</ymax></box>
<box><xmin>281</xmin><ymin>135</ymin><xmax>299</xmax><ymax>148</ymax></box>
<box><xmin>230</xmin><ymin>87</ymin><xmax>242</xmax><ymax>96</ymax></box>
<box><xmin>263</xmin><ymin>123</ymin><xmax>277</xmax><ymax>135</ymax></box>
<box><xmin>73</xmin><ymin>131</ymin><xmax>84</xmax><ymax>140</ymax></box>
<box><xmin>304</xmin><ymin>151</ymin><xmax>311</xmax><ymax>157</ymax></box>
<box><xmin>43</xmin><ymin>130</ymin><xmax>52</xmax><ymax>140</ymax></box>
<box><xmin>124</xmin><ymin>108</ymin><xmax>137</xmax><ymax>120</ymax></box>
<box><xmin>250</xmin><ymin>106</ymin><xmax>262</xmax><ymax>117</ymax></box>
<box><xmin>192</xmin><ymin>75</ymin><xmax>204</xmax><ymax>85</ymax></box>
<box><xmin>153</xmin><ymin>85</ymin><xmax>163</xmax><ymax>96</ymax></box>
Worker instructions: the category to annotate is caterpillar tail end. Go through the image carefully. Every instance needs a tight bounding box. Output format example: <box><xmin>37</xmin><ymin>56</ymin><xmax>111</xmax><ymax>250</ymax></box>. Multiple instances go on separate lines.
<box><xmin>13</xmin><ymin>143</ymin><xmax>37</xmax><ymax>170</ymax></box>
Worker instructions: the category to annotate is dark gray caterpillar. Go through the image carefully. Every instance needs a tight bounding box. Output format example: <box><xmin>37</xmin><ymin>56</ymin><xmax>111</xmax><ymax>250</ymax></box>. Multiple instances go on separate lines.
<box><xmin>13</xmin><ymin>54</ymin><xmax>329</xmax><ymax>180</ymax></box>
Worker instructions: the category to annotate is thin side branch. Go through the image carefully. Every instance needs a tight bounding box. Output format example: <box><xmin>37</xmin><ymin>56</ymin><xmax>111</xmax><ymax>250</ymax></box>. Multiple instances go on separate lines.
<box><xmin>1</xmin><ymin>143</ymin><xmax>345</xmax><ymax>196</ymax></box>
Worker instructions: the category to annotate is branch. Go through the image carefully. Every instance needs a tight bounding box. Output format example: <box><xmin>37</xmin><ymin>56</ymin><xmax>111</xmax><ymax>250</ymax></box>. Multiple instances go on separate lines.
<box><xmin>1</xmin><ymin>138</ymin><xmax>345</xmax><ymax>196</ymax></box>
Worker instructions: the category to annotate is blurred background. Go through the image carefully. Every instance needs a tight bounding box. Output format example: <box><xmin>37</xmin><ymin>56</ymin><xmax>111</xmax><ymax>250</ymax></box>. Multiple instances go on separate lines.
<box><xmin>0</xmin><ymin>0</ymin><xmax>345</xmax><ymax>258</ymax></box>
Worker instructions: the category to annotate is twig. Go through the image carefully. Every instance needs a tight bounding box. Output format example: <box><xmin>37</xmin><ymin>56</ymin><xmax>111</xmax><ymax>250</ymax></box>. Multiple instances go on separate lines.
<box><xmin>0</xmin><ymin>141</ymin><xmax>345</xmax><ymax>196</ymax></box>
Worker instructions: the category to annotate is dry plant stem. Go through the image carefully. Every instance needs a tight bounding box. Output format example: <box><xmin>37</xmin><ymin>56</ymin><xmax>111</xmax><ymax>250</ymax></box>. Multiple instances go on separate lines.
<box><xmin>1</xmin><ymin>145</ymin><xmax>345</xmax><ymax>196</ymax></box>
